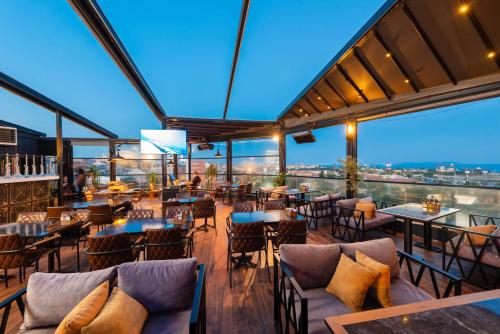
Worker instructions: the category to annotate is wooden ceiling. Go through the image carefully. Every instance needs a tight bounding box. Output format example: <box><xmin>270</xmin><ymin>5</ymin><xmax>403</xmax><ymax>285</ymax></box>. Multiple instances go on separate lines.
<box><xmin>280</xmin><ymin>0</ymin><xmax>500</xmax><ymax>131</ymax></box>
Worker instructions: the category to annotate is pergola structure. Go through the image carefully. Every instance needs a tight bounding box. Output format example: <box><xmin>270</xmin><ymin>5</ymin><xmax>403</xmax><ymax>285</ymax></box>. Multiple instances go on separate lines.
<box><xmin>1</xmin><ymin>0</ymin><xmax>499</xmax><ymax>203</ymax></box>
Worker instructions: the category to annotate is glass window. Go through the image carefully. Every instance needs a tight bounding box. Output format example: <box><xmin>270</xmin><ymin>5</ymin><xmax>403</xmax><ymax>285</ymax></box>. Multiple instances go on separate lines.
<box><xmin>232</xmin><ymin>138</ymin><xmax>279</xmax><ymax>186</ymax></box>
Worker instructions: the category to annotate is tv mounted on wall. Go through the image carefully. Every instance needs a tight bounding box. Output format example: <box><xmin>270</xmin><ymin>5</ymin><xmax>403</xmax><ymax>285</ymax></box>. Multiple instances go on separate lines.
<box><xmin>140</xmin><ymin>129</ymin><xmax>187</xmax><ymax>155</ymax></box>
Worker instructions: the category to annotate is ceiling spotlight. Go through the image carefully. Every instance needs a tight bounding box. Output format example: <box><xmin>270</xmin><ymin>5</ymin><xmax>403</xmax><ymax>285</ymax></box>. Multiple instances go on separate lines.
<box><xmin>404</xmin><ymin>79</ymin><xmax>410</xmax><ymax>84</ymax></box>
<box><xmin>327</xmin><ymin>106</ymin><xmax>331</xmax><ymax>110</ymax></box>
<box><xmin>304</xmin><ymin>113</ymin><xmax>309</xmax><ymax>117</ymax></box>
<box><xmin>317</xmin><ymin>96</ymin><xmax>322</xmax><ymax>100</ymax></box>
<box><xmin>458</xmin><ymin>4</ymin><xmax>469</xmax><ymax>14</ymax></box>
<box><xmin>272</xmin><ymin>134</ymin><xmax>280</xmax><ymax>141</ymax></box>
<box><xmin>487</xmin><ymin>51</ymin><xmax>496</xmax><ymax>59</ymax></box>
<box><xmin>299</xmin><ymin>108</ymin><xmax>303</xmax><ymax>112</ymax></box>
<box><xmin>385</xmin><ymin>52</ymin><xmax>391</xmax><ymax>58</ymax></box>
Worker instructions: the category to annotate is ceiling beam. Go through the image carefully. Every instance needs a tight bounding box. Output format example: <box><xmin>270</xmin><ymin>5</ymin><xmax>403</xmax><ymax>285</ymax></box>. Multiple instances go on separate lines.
<box><xmin>312</xmin><ymin>87</ymin><xmax>334</xmax><ymax>111</ymax></box>
<box><xmin>68</xmin><ymin>0</ymin><xmax>166</xmax><ymax>121</ymax></box>
<box><xmin>222</xmin><ymin>0</ymin><xmax>251</xmax><ymax>119</ymax></box>
<box><xmin>0</xmin><ymin>71</ymin><xmax>117</xmax><ymax>138</ymax></box>
<box><xmin>303</xmin><ymin>95</ymin><xmax>322</xmax><ymax>114</ymax></box>
<box><xmin>402</xmin><ymin>4</ymin><xmax>457</xmax><ymax>85</ymax></box>
<box><xmin>337</xmin><ymin>65</ymin><xmax>368</xmax><ymax>103</ymax></box>
<box><xmin>353</xmin><ymin>47</ymin><xmax>393</xmax><ymax>100</ymax></box>
<box><xmin>373</xmin><ymin>29</ymin><xmax>420</xmax><ymax>93</ymax></box>
<box><xmin>324</xmin><ymin>77</ymin><xmax>350</xmax><ymax>107</ymax></box>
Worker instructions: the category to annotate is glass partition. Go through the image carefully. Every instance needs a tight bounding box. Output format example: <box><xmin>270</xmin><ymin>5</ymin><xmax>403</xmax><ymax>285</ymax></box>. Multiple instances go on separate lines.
<box><xmin>115</xmin><ymin>144</ymin><xmax>162</xmax><ymax>187</ymax></box>
<box><xmin>190</xmin><ymin>142</ymin><xmax>227</xmax><ymax>186</ymax></box>
<box><xmin>232</xmin><ymin>138</ymin><xmax>279</xmax><ymax>187</ymax></box>
<box><xmin>72</xmin><ymin>145</ymin><xmax>110</xmax><ymax>185</ymax></box>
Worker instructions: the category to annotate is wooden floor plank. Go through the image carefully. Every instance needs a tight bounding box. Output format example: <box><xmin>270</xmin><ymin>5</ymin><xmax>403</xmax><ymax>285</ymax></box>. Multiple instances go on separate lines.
<box><xmin>0</xmin><ymin>198</ymin><xmax>484</xmax><ymax>333</ymax></box>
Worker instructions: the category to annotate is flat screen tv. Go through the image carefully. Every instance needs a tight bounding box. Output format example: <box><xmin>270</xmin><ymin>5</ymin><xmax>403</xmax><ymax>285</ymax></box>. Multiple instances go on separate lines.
<box><xmin>140</xmin><ymin>129</ymin><xmax>187</xmax><ymax>155</ymax></box>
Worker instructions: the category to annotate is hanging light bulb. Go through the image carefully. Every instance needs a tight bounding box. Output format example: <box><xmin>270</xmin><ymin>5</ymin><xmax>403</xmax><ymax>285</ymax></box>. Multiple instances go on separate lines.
<box><xmin>108</xmin><ymin>144</ymin><xmax>125</xmax><ymax>162</ymax></box>
<box><xmin>214</xmin><ymin>143</ymin><xmax>223</xmax><ymax>158</ymax></box>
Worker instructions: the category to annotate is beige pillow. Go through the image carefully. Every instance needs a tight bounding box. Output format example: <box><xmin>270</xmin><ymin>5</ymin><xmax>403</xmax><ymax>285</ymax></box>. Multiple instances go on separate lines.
<box><xmin>55</xmin><ymin>281</ymin><xmax>109</xmax><ymax>334</ymax></box>
<box><xmin>82</xmin><ymin>288</ymin><xmax>148</xmax><ymax>334</ymax></box>
<box><xmin>464</xmin><ymin>225</ymin><xmax>496</xmax><ymax>246</ymax></box>
<box><xmin>354</xmin><ymin>202</ymin><xmax>376</xmax><ymax>220</ymax></box>
<box><xmin>326</xmin><ymin>254</ymin><xmax>379</xmax><ymax>312</ymax></box>
<box><xmin>356</xmin><ymin>251</ymin><xmax>392</xmax><ymax>307</ymax></box>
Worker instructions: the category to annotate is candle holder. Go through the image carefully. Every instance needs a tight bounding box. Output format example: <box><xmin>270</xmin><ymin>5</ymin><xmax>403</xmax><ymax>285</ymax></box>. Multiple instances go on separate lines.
<box><xmin>4</xmin><ymin>154</ymin><xmax>11</xmax><ymax>178</ymax></box>
<box><xmin>39</xmin><ymin>155</ymin><xmax>45</xmax><ymax>176</ymax></box>
<box><xmin>32</xmin><ymin>155</ymin><xmax>37</xmax><ymax>176</ymax></box>
<box><xmin>13</xmin><ymin>154</ymin><xmax>22</xmax><ymax>177</ymax></box>
<box><xmin>24</xmin><ymin>154</ymin><xmax>30</xmax><ymax>177</ymax></box>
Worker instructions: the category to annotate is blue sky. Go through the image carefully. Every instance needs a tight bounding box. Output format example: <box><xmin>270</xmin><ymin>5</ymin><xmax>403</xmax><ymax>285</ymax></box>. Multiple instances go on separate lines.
<box><xmin>0</xmin><ymin>1</ymin><xmax>499</xmax><ymax>165</ymax></box>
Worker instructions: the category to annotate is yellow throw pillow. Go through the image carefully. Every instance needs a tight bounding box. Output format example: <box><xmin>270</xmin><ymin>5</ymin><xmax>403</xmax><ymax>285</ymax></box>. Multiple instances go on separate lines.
<box><xmin>464</xmin><ymin>225</ymin><xmax>496</xmax><ymax>246</ymax></box>
<box><xmin>354</xmin><ymin>202</ymin><xmax>376</xmax><ymax>220</ymax></box>
<box><xmin>82</xmin><ymin>288</ymin><xmax>148</xmax><ymax>334</ymax></box>
<box><xmin>326</xmin><ymin>254</ymin><xmax>379</xmax><ymax>312</ymax></box>
<box><xmin>55</xmin><ymin>281</ymin><xmax>110</xmax><ymax>334</ymax></box>
<box><xmin>356</xmin><ymin>251</ymin><xmax>392</xmax><ymax>308</ymax></box>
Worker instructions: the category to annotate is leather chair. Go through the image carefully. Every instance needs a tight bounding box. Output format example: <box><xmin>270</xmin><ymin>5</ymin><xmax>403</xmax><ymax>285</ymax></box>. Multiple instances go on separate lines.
<box><xmin>127</xmin><ymin>209</ymin><xmax>154</xmax><ymax>220</ymax></box>
<box><xmin>46</xmin><ymin>206</ymin><xmax>71</xmax><ymax>221</ymax></box>
<box><xmin>145</xmin><ymin>228</ymin><xmax>193</xmax><ymax>260</ymax></box>
<box><xmin>16</xmin><ymin>212</ymin><xmax>47</xmax><ymax>223</ymax></box>
<box><xmin>85</xmin><ymin>233</ymin><xmax>141</xmax><ymax>271</ymax></box>
<box><xmin>193</xmin><ymin>198</ymin><xmax>216</xmax><ymax>233</ymax></box>
<box><xmin>264</xmin><ymin>200</ymin><xmax>286</xmax><ymax>211</ymax></box>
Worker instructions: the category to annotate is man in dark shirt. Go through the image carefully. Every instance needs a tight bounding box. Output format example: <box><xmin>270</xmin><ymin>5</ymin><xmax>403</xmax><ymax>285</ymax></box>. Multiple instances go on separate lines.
<box><xmin>75</xmin><ymin>168</ymin><xmax>87</xmax><ymax>199</ymax></box>
<box><xmin>191</xmin><ymin>171</ymin><xmax>201</xmax><ymax>188</ymax></box>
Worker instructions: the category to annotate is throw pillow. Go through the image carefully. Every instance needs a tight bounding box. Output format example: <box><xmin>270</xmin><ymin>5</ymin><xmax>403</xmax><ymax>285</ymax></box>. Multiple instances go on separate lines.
<box><xmin>464</xmin><ymin>225</ymin><xmax>496</xmax><ymax>246</ymax></box>
<box><xmin>326</xmin><ymin>254</ymin><xmax>379</xmax><ymax>312</ymax></box>
<box><xmin>354</xmin><ymin>202</ymin><xmax>376</xmax><ymax>220</ymax></box>
<box><xmin>82</xmin><ymin>288</ymin><xmax>148</xmax><ymax>334</ymax></box>
<box><xmin>55</xmin><ymin>281</ymin><xmax>110</xmax><ymax>334</ymax></box>
<box><xmin>356</xmin><ymin>251</ymin><xmax>392</xmax><ymax>307</ymax></box>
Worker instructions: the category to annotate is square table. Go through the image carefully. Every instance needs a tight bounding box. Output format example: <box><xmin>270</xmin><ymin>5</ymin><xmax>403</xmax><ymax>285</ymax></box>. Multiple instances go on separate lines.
<box><xmin>96</xmin><ymin>217</ymin><xmax>191</xmax><ymax>236</ymax></box>
<box><xmin>70</xmin><ymin>199</ymin><xmax>131</xmax><ymax>210</ymax></box>
<box><xmin>325</xmin><ymin>290</ymin><xmax>500</xmax><ymax>334</ymax></box>
<box><xmin>230</xmin><ymin>210</ymin><xmax>305</xmax><ymax>225</ymax></box>
<box><xmin>377</xmin><ymin>203</ymin><xmax>460</xmax><ymax>254</ymax></box>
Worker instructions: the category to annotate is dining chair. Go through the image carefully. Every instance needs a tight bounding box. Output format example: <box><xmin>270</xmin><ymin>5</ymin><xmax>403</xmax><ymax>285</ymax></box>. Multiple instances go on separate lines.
<box><xmin>85</xmin><ymin>233</ymin><xmax>141</xmax><ymax>271</ymax></box>
<box><xmin>193</xmin><ymin>198</ymin><xmax>216</xmax><ymax>233</ymax></box>
<box><xmin>57</xmin><ymin>211</ymin><xmax>93</xmax><ymax>272</ymax></box>
<box><xmin>16</xmin><ymin>212</ymin><xmax>47</xmax><ymax>223</ymax></box>
<box><xmin>233</xmin><ymin>202</ymin><xmax>254</xmax><ymax>213</ymax></box>
<box><xmin>226</xmin><ymin>221</ymin><xmax>270</xmax><ymax>288</ymax></box>
<box><xmin>127</xmin><ymin>209</ymin><xmax>154</xmax><ymax>220</ymax></box>
<box><xmin>46</xmin><ymin>206</ymin><xmax>71</xmax><ymax>221</ymax></box>
<box><xmin>88</xmin><ymin>205</ymin><xmax>121</xmax><ymax>232</ymax></box>
<box><xmin>270</xmin><ymin>218</ymin><xmax>308</xmax><ymax>252</ymax></box>
<box><xmin>144</xmin><ymin>228</ymin><xmax>193</xmax><ymax>260</ymax></box>
<box><xmin>263</xmin><ymin>200</ymin><xmax>286</xmax><ymax>211</ymax></box>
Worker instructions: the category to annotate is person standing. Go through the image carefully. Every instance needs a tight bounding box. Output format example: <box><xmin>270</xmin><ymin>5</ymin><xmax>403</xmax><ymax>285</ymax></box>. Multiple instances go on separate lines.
<box><xmin>75</xmin><ymin>168</ymin><xmax>87</xmax><ymax>200</ymax></box>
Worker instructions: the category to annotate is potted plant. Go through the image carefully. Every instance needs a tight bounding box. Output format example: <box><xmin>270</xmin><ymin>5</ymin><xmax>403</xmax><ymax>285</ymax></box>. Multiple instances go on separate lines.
<box><xmin>205</xmin><ymin>163</ymin><xmax>218</xmax><ymax>190</ymax></box>
<box><xmin>148</xmin><ymin>171</ymin><xmax>157</xmax><ymax>192</ymax></box>
<box><xmin>88</xmin><ymin>166</ymin><xmax>101</xmax><ymax>189</ymax></box>
<box><xmin>340</xmin><ymin>156</ymin><xmax>358</xmax><ymax>198</ymax></box>
<box><xmin>273</xmin><ymin>172</ymin><xmax>286</xmax><ymax>187</ymax></box>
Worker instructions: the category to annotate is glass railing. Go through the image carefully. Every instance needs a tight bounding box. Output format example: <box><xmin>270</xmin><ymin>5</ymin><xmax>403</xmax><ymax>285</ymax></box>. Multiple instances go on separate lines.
<box><xmin>286</xmin><ymin>175</ymin><xmax>500</xmax><ymax>227</ymax></box>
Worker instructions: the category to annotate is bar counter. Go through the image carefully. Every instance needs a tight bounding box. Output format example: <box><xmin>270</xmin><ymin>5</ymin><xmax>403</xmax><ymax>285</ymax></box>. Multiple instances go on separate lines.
<box><xmin>0</xmin><ymin>176</ymin><xmax>59</xmax><ymax>224</ymax></box>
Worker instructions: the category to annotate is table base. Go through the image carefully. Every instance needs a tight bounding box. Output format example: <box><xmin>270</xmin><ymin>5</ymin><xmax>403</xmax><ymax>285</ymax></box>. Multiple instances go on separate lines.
<box><xmin>232</xmin><ymin>254</ymin><xmax>255</xmax><ymax>269</ymax></box>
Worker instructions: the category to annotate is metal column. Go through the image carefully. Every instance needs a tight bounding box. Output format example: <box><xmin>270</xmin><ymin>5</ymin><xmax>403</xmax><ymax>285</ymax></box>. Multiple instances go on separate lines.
<box><xmin>346</xmin><ymin>121</ymin><xmax>358</xmax><ymax>199</ymax></box>
<box><xmin>173</xmin><ymin>154</ymin><xmax>178</xmax><ymax>180</ymax></box>
<box><xmin>109</xmin><ymin>140</ymin><xmax>116</xmax><ymax>181</ymax></box>
<box><xmin>278</xmin><ymin>133</ymin><xmax>286</xmax><ymax>175</ymax></box>
<box><xmin>188</xmin><ymin>143</ymin><xmax>192</xmax><ymax>180</ymax></box>
<box><xmin>55</xmin><ymin>112</ymin><xmax>64</xmax><ymax>205</ymax></box>
<box><xmin>161</xmin><ymin>119</ymin><xmax>168</xmax><ymax>187</ymax></box>
<box><xmin>226</xmin><ymin>140</ymin><xmax>232</xmax><ymax>182</ymax></box>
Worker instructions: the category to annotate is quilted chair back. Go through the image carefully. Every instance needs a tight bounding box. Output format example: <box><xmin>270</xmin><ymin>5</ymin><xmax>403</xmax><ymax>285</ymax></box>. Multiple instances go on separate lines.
<box><xmin>127</xmin><ymin>209</ymin><xmax>154</xmax><ymax>220</ymax></box>
<box><xmin>176</xmin><ymin>191</ymin><xmax>191</xmax><ymax>200</ymax></box>
<box><xmin>193</xmin><ymin>198</ymin><xmax>215</xmax><ymax>219</ymax></box>
<box><xmin>231</xmin><ymin>221</ymin><xmax>265</xmax><ymax>253</ymax></box>
<box><xmin>245</xmin><ymin>183</ymin><xmax>253</xmax><ymax>195</ymax></box>
<box><xmin>89</xmin><ymin>205</ymin><xmax>114</xmax><ymax>226</ymax></box>
<box><xmin>233</xmin><ymin>202</ymin><xmax>254</xmax><ymax>213</ymax></box>
<box><xmin>0</xmin><ymin>234</ymin><xmax>25</xmax><ymax>269</ymax></box>
<box><xmin>86</xmin><ymin>233</ymin><xmax>136</xmax><ymax>270</ymax></box>
<box><xmin>145</xmin><ymin>228</ymin><xmax>186</xmax><ymax>260</ymax></box>
<box><xmin>16</xmin><ymin>212</ymin><xmax>47</xmax><ymax>224</ymax></box>
<box><xmin>264</xmin><ymin>200</ymin><xmax>285</xmax><ymax>211</ymax></box>
<box><xmin>276</xmin><ymin>219</ymin><xmax>307</xmax><ymax>246</ymax></box>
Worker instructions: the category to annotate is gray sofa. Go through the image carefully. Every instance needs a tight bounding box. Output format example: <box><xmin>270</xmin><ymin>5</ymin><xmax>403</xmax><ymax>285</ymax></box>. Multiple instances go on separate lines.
<box><xmin>273</xmin><ymin>238</ymin><xmax>462</xmax><ymax>334</ymax></box>
<box><xmin>332</xmin><ymin>198</ymin><xmax>396</xmax><ymax>242</ymax></box>
<box><xmin>0</xmin><ymin>258</ymin><xmax>206</xmax><ymax>334</ymax></box>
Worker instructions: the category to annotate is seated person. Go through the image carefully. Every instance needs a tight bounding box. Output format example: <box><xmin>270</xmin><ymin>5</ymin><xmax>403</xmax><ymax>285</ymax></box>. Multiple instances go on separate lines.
<box><xmin>75</xmin><ymin>168</ymin><xmax>87</xmax><ymax>200</ymax></box>
<box><xmin>191</xmin><ymin>172</ymin><xmax>202</xmax><ymax>189</ymax></box>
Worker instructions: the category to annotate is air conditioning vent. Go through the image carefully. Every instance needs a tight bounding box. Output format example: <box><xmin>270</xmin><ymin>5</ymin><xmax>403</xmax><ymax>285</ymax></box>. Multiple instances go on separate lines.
<box><xmin>0</xmin><ymin>126</ymin><xmax>17</xmax><ymax>146</ymax></box>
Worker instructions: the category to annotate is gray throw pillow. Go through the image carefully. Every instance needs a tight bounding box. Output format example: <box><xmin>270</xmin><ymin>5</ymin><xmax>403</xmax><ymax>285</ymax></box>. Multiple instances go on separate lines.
<box><xmin>118</xmin><ymin>258</ymin><xmax>197</xmax><ymax>312</ymax></box>
<box><xmin>23</xmin><ymin>266</ymin><xmax>117</xmax><ymax>329</ymax></box>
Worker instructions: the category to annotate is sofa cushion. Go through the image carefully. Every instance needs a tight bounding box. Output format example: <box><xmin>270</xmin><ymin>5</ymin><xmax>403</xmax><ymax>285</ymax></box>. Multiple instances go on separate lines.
<box><xmin>55</xmin><ymin>281</ymin><xmax>110</xmax><ymax>334</ymax></box>
<box><xmin>280</xmin><ymin>244</ymin><xmax>341</xmax><ymax>289</ymax></box>
<box><xmin>329</xmin><ymin>193</ymin><xmax>343</xmax><ymax>201</ymax></box>
<box><xmin>337</xmin><ymin>198</ymin><xmax>357</xmax><ymax>210</ymax></box>
<box><xmin>313</xmin><ymin>195</ymin><xmax>330</xmax><ymax>203</ymax></box>
<box><xmin>142</xmin><ymin>310</ymin><xmax>191</xmax><ymax>334</ymax></box>
<box><xmin>82</xmin><ymin>288</ymin><xmax>148</xmax><ymax>334</ymax></box>
<box><xmin>118</xmin><ymin>258</ymin><xmax>197</xmax><ymax>312</ymax></box>
<box><xmin>364</xmin><ymin>212</ymin><xmax>395</xmax><ymax>229</ymax></box>
<box><xmin>356</xmin><ymin>251</ymin><xmax>392</xmax><ymax>308</ymax></box>
<box><xmin>271</xmin><ymin>186</ymin><xmax>288</xmax><ymax>199</ymax></box>
<box><xmin>298</xmin><ymin>206</ymin><xmax>331</xmax><ymax>218</ymax></box>
<box><xmin>354</xmin><ymin>202</ymin><xmax>375</xmax><ymax>220</ymax></box>
<box><xmin>340</xmin><ymin>238</ymin><xmax>400</xmax><ymax>277</ymax></box>
<box><xmin>24</xmin><ymin>267</ymin><xmax>117</xmax><ymax>329</ymax></box>
<box><xmin>389</xmin><ymin>276</ymin><xmax>432</xmax><ymax>305</ymax></box>
<box><xmin>326</xmin><ymin>254</ymin><xmax>379</xmax><ymax>312</ymax></box>
<box><xmin>19</xmin><ymin>326</ymin><xmax>57</xmax><ymax>334</ymax></box>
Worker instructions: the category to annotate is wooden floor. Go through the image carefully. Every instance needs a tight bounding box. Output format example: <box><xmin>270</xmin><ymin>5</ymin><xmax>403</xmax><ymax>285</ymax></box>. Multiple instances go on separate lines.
<box><xmin>1</xmin><ymin>198</ymin><xmax>484</xmax><ymax>334</ymax></box>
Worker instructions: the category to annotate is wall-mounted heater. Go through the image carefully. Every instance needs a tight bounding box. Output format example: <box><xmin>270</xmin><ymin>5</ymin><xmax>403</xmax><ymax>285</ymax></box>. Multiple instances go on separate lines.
<box><xmin>0</xmin><ymin>126</ymin><xmax>17</xmax><ymax>146</ymax></box>
<box><xmin>197</xmin><ymin>143</ymin><xmax>214</xmax><ymax>151</ymax></box>
<box><xmin>292</xmin><ymin>131</ymin><xmax>315</xmax><ymax>144</ymax></box>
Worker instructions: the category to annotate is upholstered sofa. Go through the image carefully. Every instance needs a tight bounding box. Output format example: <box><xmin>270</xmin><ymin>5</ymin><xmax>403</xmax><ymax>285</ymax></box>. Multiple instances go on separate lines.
<box><xmin>332</xmin><ymin>198</ymin><xmax>396</xmax><ymax>241</ymax></box>
<box><xmin>442</xmin><ymin>221</ymin><xmax>500</xmax><ymax>289</ymax></box>
<box><xmin>0</xmin><ymin>258</ymin><xmax>206</xmax><ymax>334</ymax></box>
<box><xmin>274</xmin><ymin>238</ymin><xmax>462</xmax><ymax>334</ymax></box>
